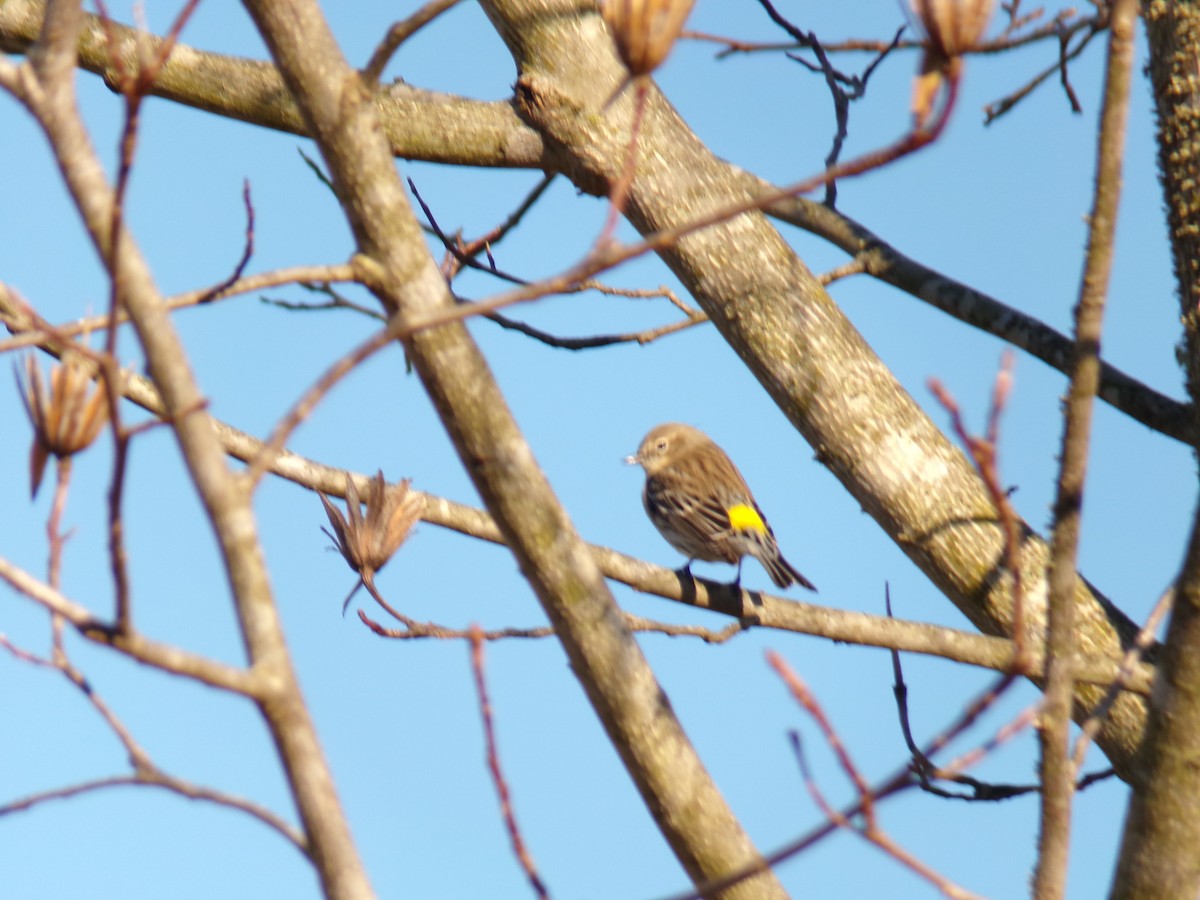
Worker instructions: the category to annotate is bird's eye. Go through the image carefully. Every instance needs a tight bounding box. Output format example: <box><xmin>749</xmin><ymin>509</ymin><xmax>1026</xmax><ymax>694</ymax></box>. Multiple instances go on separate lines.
<box><xmin>655</xmin><ymin>438</ymin><xmax>668</xmax><ymax>452</ymax></box>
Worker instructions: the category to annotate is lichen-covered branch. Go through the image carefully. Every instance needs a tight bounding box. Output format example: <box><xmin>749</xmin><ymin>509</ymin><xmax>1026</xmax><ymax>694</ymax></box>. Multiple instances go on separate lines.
<box><xmin>235</xmin><ymin>0</ymin><xmax>786</xmax><ymax>895</ymax></box>
<box><xmin>477</xmin><ymin>0</ymin><xmax>1150</xmax><ymax>780</ymax></box>
<box><xmin>0</xmin><ymin>0</ymin><xmax>546</xmax><ymax>168</ymax></box>
<box><xmin>1111</xmin><ymin>2</ymin><xmax>1200</xmax><ymax>896</ymax></box>
<box><xmin>0</xmin><ymin>0</ymin><xmax>1184</xmax><ymax>445</ymax></box>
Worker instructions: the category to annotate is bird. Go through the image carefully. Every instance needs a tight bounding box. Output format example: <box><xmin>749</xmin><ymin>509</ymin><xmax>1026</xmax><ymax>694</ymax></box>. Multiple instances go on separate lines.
<box><xmin>625</xmin><ymin>422</ymin><xmax>816</xmax><ymax>591</ymax></box>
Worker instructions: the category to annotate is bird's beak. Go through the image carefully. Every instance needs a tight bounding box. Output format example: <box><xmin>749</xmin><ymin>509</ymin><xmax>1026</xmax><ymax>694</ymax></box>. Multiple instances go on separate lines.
<box><xmin>624</xmin><ymin>453</ymin><xmax>640</xmax><ymax>466</ymax></box>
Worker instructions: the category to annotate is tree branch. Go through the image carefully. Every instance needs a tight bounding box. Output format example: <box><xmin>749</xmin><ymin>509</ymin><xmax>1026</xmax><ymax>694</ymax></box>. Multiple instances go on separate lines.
<box><xmin>237</xmin><ymin>0</ymin><xmax>786</xmax><ymax>894</ymax></box>
<box><xmin>0</xmin><ymin>284</ymin><xmax>1156</xmax><ymax>696</ymax></box>
<box><xmin>1035</xmin><ymin>1</ymin><xmax>1138</xmax><ymax>893</ymax></box>
<box><xmin>2</xmin><ymin>7</ymin><xmax>372</xmax><ymax>896</ymax></box>
<box><xmin>0</xmin><ymin>0</ymin><xmax>547</xmax><ymax>168</ymax></box>
<box><xmin>753</xmin><ymin>187</ymin><xmax>1193</xmax><ymax>446</ymax></box>
<box><xmin>0</xmin><ymin>1</ymin><xmax>1182</xmax><ymax>444</ymax></box>
<box><xmin>1111</xmin><ymin>2</ymin><xmax>1200</xmax><ymax>895</ymax></box>
<box><xmin>475</xmin><ymin>0</ymin><xmax>1151</xmax><ymax>782</ymax></box>
<box><xmin>0</xmin><ymin>773</ymin><xmax>307</xmax><ymax>853</ymax></box>
<box><xmin>0</xmin><ymin>556</ymin><xmax>258</xmax><ymax>695</ymax></box>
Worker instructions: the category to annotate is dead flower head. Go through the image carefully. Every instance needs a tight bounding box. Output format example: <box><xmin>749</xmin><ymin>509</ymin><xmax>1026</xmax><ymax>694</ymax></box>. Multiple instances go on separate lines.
<box><xmin>600</xmin><ymin>0</ymin><xmax>696</xmax><ymax>79</ymax></box>
<box><xmin>320</xmin><ymin>470</ymin><xmax>424</xmax><ymax>587</ymax></box>
<box><xmin>910</xmin><ymin>0</ymin><xmax>994</xmax><ymax>124</ymax></box>
<box><xmin>16</xmin><ymin>351</ymin><xmax>110</xmax><ymax>498</ymax></box>
<box><xmin>911</xmin><ymin>0</ymin><xmax>994</xmax><ymax>59</ymax></box>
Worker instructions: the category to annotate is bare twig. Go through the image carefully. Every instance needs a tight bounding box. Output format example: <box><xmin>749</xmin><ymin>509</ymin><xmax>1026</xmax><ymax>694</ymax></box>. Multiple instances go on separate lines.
<box><xmin>468</xmin><ymin>626</ymin><xmax>550</xmax><ymax>899</ymax></box>
<box><xmin>0</xmin><ymin>620</ymin><xmax>301</xmax><ymax>854</ymax></box>
<box><xmin>356</xmin><ymin>605</ymin><xmax>747</xmax><ymax>645</ymax></box>
<box><xmin>392</xmin><ymin>181</ymin><xmax>713</xmax><ymax>348</ymax></box>
<box><xmin>983</xmin><ymin>16</ymin><xmax>1105</xmax><ymax>122</ymax></box>
<box><xmin>244</xmin><ymin>314</ymin><xmax>403</xmax><ymax>488</ymax></box>
<box><xmin>260</xmin><ymin>280</ymin><xmax>386</xmax><ymax>321</ymax></box>
<box><xmin>361</xmin><ymin>0</ymin><xmax>462</xmax><ymax>83</ymax></box>
<box><xmin>1071</xmin><ymin>586</ymin><xmax>1173</xmax><ymax>772</ymax></box>
<box><xmin>688</xmin><ymin>7</ymin><xmax>1096</xmax><ymax>59</ymax></box>
<box><xmin>45</xmin><ymin>457</ymin><xmax>71</xmax><ymax>657</ymax></box>
<box><xmin>600</xmin><ymin>78</ymin><xmax>649</xmax><ymax>240</ymax></box>
<box><xmin>293</xmin><ymin>267</ymin><xmax>708</xmax><ymax>352</ymax></box>
<box><xmin>0</xmin><ymin>773</ymin><xmax>306</xmax><ymax>852</ymax></box>
<box><xmin>887</xmin><ymin>588</ymin><xmax>1039</xmax><ymax>802</ymax></box>
<box><xmin>0</xmin><ymin>265</ymin><xmax>359</xmax><ymax>353</ymax></box>
<box><xmin>769</xmin><ymin>651</ymin><xmax>981</xmax><ymax>899</ymax></box>
<box><xmin>484</xmin><ymin>303</ymin><xmax>707</xmax><ymax>349</ymax></box>
<box><xmin>195</xmin><ymin>179</ymin><xmax>256</xmax><ymax>305</ymax></box>
<box><xmin>1035</xmin><ymin>3</ymin><xmax>1137</xmax><ymax>892</ymax></box>
<box><xmin>929</xmin><ymin>353</ymin><xmax>1030</xmax><ymax>668</ymax></box>
<box><xmin>445</xmin><ymin>173</ymin><xmax>555</xmax><ymax>280</ymax></box>
<box><xmin>756</xmin><ymin>0</ymin><xmax>904</xmax><ymax>205</ymax></box>
<box><xmin>689</xmin><ymin>5</ymin><xmax>1105</xmax><ymax>123</ymax></box>
<box><xmin>407</xmin><ymin>176</ymin><xmax>526</xmax><ymax>286</ymax></box>
<box><xmin>817</xmin><ymin>258</ymin><xmax>868</xmax><ymax>286</ymax></box>
<box><xmin>890</xmin><ymin>642</ymin><xmax>1114</xmax><ymax>802</ymax></box>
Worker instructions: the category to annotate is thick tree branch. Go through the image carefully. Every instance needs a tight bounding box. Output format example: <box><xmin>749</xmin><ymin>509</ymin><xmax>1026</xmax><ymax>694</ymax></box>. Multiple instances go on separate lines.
<box><xmin>477</xmin><ymin>0</ymin><xmax>1151</xmax><ymax>780</ymax></box>
<box><xmin>755</xmin><ymin>189</ymin><xmax>1194</xmax><ymax>445</ymax></box>
<box><xmin>235</xmin><ymin>0</ymin><xmax>785</xmax><ymax>895</ymax></box>
<box><xmin>0</xmin><ymin>0</ymin><xmax>547</xmax><ymax>169</ymax></box>
<box><xmin>0</xmin><ymin>1</ymin><xmax>1185</xmax><ymax>444</ymax></box>
<box><xmin>1111</xmin><ymin>3</ymin><xmax>1200</xmax><ymax>896</ymax></box>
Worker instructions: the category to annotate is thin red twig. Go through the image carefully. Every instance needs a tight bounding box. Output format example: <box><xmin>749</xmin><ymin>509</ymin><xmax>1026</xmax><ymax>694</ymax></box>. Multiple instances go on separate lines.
<box><xmin>929</xmin><ymin>351</ymin><xmax>1030</xmax><ymax>669</ymax></box>
<box><xmin>468</xmin><ymin>626</ymin><xmax>550</xmax><ymax>899</ymax></box>
<box><xmin>768</xmin><ymin>651</ymin><xmax>981</xmax><ymax>899</ymax></box>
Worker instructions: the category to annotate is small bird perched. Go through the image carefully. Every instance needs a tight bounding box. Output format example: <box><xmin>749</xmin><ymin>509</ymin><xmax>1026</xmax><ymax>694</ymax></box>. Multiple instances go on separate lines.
<box><xmin>626</xmin><ymin>423</ymin><xmax>816</xmax><ymax>591</ymax></box>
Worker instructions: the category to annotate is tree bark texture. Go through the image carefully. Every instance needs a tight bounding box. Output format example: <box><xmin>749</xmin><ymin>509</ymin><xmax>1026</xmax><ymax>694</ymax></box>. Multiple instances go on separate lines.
<box><xmin>1111</xmin><ymin>3</ymin><xmax>1200</xmax><ymax>896</ymax></box>
<box><xmin>237</xmin><ymin>0</ymin><xmax>786</xmax><ymax>896</ymax></box>
<box><xmin>479</xmin><ymin>0</ymin><xmax>1150</xmax><ymax>777</ymax></box>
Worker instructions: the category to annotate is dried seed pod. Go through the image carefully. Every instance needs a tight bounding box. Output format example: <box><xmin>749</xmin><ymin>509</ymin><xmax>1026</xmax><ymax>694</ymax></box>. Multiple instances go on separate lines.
<box><xmin>17</xmin><ymin>352</ymin><xmax>110</xmax><ymax>497</ymax></box>
<box><xmin>910</xmin><ymin>0</ymin><xmax>994</xmax><ymax>59</ymax></box>
<box><xmin>320</xmin><ymin>471</ymin><xmax>424</xmax><ymax>579</ymax></box>
<box><xmin>909</xmin><ymin>0</ymin><xmax>993</xmax><ymax>125</ymax></box>
<box><xmin>601</xmin><ymin>0</ymin><xmax>696</xmax><ymax>78</ymax></box>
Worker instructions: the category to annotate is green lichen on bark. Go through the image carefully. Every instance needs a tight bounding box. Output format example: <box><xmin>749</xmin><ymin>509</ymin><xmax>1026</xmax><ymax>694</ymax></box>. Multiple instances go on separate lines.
<box><xmin>1145</xmin><ymin>1</ymin><xmax>1200</xmax><ymax>414</ymax></box>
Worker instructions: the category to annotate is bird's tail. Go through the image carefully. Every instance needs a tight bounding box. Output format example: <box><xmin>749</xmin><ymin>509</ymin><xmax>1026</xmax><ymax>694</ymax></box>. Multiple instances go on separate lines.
<box><xmin>763</xmin><ymin>551</ymin><xmax>817</xmax><ymax>592</ymax></box>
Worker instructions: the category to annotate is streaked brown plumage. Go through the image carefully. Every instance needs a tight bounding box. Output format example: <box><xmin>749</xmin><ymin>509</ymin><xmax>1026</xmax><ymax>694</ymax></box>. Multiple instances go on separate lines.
<box><xmin>626</xmin><ymin>423</ymin><xmax>816</xmax><ymax>591</ymax></box>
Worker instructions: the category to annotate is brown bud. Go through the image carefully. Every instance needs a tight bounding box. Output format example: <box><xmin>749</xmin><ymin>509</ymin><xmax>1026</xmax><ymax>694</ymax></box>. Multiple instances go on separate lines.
<box><xmin>16</xmin><ymin>352</ymin><xmax>110</xmax><ymax>497</ymax></box>
<box><xmin>601</xmin><ymin>0</ymin><xmax>696</xmax><ymax>78</ymax></box>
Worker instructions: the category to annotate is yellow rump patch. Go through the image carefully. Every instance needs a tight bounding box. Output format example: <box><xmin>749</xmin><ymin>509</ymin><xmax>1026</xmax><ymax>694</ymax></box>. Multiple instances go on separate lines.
<box><xmin>727</xmin><ymin>503</ymin><xmax>765</xmax><ymax>533</ymax></box>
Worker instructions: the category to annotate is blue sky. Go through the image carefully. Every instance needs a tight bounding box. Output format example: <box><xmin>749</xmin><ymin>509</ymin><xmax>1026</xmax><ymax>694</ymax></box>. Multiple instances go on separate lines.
<box><xmin>0</xmin><ymin>2</ymin><xmax>1189</xmax><ymax>897</ymax></box>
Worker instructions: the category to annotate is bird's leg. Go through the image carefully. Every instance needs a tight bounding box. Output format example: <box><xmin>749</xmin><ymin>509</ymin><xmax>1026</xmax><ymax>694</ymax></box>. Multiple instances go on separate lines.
<box><xmin>732</xmin><ymin>558</ymin><xmax>744</xmax><ymax>589</ymax></box>
<box><xmin>676</xmin><ymin>560</ymin><xmax>696</xmax><ymax>581</ymax></box>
